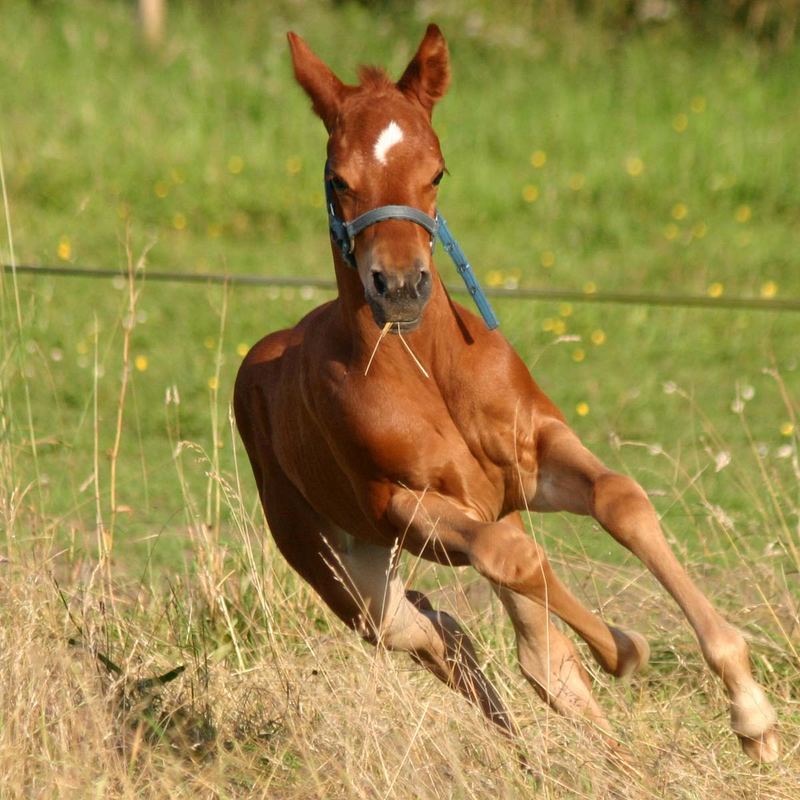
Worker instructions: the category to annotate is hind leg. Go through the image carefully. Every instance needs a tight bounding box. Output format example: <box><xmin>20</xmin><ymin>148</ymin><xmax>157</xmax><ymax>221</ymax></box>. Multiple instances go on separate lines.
<box><xmin>492</xmin><ymin>581</ymin><xmax>611</xmax><ymax>732</ymax></box>
<box><xmin>328</xmin><ymin>533</ymin><xmax>516</xmax><ymax>736</ymax></box>
<box><xmin>498</xmin><ymin>513</ymin><xmax>650</xmax><ymax>684</ymax></box>
<box><xmin>477</xmin><ymin>513</ymin><xmax>646</xmax><ymax>738</ymax></box>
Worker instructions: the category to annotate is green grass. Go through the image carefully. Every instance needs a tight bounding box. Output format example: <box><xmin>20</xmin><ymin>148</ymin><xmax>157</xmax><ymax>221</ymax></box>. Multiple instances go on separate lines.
<box><xmin>3</xmin><ymin>1</ymin><xmax>799</xmax><ymax>291</ymax></box>
<box><xmin>10</xmin><ymin>274</ymin><xmax>797</xmax><ymax>570</ymax></box>
<box><xmin>1</xmin><ymin>0</ymin><xmax>798</xmax><ymax>569</ymax></box>
<box><xmin>0</xmin><ymin>3</ymin><xmax>800</xmax><ymax>556</ymax></box>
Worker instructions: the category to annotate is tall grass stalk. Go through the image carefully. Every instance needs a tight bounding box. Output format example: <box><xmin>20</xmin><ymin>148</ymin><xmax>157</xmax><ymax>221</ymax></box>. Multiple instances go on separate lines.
<box><xmin>108</xmin><ymin>235</ymin><xmax>148</xmax><ymax>551</ymax></box>
<box><xmin>206</xmin><ymin>281</ymin><xmax>229</xmax><ymax>537</ymax></box>
<box><xmin>0</xmin><ymin>139</ymin><xmax>41</xmax><ymax>522</ymax></box>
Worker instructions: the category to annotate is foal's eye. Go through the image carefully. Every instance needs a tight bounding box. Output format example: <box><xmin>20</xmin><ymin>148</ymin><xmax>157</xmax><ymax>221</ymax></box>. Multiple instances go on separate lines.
<box><xmin>330</xmin><ymin>175</ymin><xmax>349</xmax><ymax>192</ymax></box>
<box><xmin>432</xmin><ymin>170</ymin><xmax>445</xmax><ymax>187</ymax></box>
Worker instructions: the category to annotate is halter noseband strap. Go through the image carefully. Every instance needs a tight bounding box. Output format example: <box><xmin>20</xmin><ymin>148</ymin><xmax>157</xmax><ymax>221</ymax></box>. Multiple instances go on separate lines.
<box><xmin>324</xmin><ymin>161</ymin><xmax>499</xmax><ymax>330</ymax></box>
<box><xmin>346</xmin><ymin>205</ymin><xmax>439</xmax><ymax>241</ymax></box>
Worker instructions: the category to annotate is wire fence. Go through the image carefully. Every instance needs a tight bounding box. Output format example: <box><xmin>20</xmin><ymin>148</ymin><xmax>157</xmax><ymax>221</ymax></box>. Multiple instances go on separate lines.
<box><xmin>4</xmin><ymin>262</ymin><xmax>800</xmax><ymax>313</ymax></box>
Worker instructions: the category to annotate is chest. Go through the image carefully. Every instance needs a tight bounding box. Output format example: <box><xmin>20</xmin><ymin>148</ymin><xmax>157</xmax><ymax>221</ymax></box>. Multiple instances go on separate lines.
<box><xmin>309</xmin><ymin>358</ymin><xmax>540</xmax><ymax>520</ymax></box>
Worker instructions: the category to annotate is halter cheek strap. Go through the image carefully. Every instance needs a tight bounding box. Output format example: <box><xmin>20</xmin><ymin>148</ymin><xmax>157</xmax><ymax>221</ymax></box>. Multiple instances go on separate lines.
<box><xmin>324</xmin><ymin>162</ymin><xmax>499</xmax><ymax>330</ymax></box>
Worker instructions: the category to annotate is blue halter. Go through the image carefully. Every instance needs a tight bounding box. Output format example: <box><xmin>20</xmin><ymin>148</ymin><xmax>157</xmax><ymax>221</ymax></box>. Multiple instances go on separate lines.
<box><xmin>324</xmin><ymin>163</ymin><xmax>499</xmax><ymax>330</ymax></box>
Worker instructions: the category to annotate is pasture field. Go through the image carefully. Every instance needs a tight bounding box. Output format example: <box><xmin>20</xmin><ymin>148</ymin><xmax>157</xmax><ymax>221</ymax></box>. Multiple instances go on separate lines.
<box><xmin>1</xmin><ymin>1</ymin><xmax>798</xmax><ymax>797</ymax></box>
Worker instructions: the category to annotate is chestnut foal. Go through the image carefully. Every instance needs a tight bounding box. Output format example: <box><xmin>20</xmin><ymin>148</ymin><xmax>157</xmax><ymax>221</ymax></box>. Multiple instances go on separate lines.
<box><xmin>234</xmin><ymin>25</ymin><xmax>778</xmax><ymax>762</ymax></box>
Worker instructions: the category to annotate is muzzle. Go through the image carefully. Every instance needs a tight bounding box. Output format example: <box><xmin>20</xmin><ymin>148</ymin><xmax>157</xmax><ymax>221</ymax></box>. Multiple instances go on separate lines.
<box><xmin>324</xmin><ymin>161</ymin><xmax>499</xmax><ymax>331</ymax></box>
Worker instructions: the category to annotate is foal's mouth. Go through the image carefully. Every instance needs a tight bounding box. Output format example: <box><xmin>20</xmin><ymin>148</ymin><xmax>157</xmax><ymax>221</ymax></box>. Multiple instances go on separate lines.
<box><xmin>388</xmin><ymin>318</ymin><xmax>421</xmax><ymax>334</ymax></box>
<box><xmin>369</xmin><ymin>309</ymin><xmax>422</xmax><ymax>333</ymax></box>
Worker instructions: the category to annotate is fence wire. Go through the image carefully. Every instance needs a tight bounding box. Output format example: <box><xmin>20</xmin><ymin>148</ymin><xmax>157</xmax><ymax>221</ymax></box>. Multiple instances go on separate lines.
<box><xmin>4</xmin><ymin>263</ymin><xmax>800</xmax><ymax>313</ymax></box>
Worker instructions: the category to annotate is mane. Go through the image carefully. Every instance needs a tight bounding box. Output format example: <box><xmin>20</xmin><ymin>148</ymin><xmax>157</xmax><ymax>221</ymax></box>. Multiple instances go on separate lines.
<box><xmin>357</xmin><ymin>65</ymin><xmax>395</xmax><ymax>91</ymax></box>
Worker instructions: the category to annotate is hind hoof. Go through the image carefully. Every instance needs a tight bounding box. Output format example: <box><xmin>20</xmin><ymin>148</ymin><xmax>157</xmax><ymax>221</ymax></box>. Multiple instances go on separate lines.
<box><xmin>731</xmin><ymin>682</ymin><xmax>778</xmax><ymax>762</ymax></box>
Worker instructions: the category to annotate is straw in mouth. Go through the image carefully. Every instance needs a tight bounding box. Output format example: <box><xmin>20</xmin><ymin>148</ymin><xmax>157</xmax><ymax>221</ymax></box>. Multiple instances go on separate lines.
<box><xmin>363</xmin><ymin>322</ymin><xmax>430</xmax><ymax>379</ymax></box>
<box><xmin>364</xmin><ymin>321</ymin><xmax>393</xmax><ymax>377</ymax></box>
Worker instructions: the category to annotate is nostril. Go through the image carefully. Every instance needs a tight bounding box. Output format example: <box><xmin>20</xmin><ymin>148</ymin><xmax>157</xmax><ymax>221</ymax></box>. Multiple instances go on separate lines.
<box><xmin>372</xmin><ymin>270</ymin><xmax>388</xmax><ymax>296</ymax></box>
<box><xmin>416</xmin><ymin>270</ymin><xmax>431</xmax><ymax>295</ymax></box>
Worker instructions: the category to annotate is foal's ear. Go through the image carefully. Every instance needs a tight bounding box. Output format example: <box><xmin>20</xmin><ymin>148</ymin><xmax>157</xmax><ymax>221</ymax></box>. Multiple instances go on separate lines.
<box><xmin>397</xmin><ymin>24</ymin><xmax>450</xmax><ymax>115</ymax></box>
<box><xmin>287</xmin><ymin>32</ymin><xmax>348</xmax><ymax>132</ymax></box>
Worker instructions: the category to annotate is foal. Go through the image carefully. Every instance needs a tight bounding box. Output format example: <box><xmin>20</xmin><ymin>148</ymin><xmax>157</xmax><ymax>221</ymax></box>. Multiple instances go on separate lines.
<box><xmin>234</xmin><ymin>25</ymin><xmax>778</xmax><ymax>762</ymax></box>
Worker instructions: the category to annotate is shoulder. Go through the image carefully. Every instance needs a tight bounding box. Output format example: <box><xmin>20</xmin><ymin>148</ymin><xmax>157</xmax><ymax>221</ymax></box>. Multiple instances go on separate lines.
<box><xmin>446</xmin><ymin>299</ymin><xmax>565</xmax><ymax>420</ymax></box>
<box><xmin>235</xmin><ymin>301</ymin><xmax>336</xmax><ymax>388</ymax></box>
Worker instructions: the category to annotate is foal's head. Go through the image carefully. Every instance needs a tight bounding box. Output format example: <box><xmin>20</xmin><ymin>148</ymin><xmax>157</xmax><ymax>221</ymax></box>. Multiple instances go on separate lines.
<box><xmin>288</xmin><ymin>26</ymin><xmax>450</xmax><ymax>330</ymax></box>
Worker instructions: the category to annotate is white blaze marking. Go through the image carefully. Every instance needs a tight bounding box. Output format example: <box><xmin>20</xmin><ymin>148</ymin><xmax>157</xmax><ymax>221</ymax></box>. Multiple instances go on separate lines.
<box><xmin>373</xmin><ymin>121</ymin><xmax>404</xmax><ymax>164</ymax></box>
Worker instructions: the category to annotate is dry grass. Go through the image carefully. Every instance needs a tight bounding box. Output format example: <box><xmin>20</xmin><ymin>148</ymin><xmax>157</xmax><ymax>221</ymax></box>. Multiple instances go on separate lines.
<box><xmin>1</xmin><ymin>514</ymin><xmax>798</xmax><ymax>799</ymax></box>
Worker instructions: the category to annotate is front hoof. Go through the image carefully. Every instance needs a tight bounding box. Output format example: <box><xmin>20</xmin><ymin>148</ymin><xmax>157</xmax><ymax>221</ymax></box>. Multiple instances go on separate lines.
<box><xmin>738</xmin><ymin>727</ymin><xmax>780</xmax><ymax>763</ymax></box>
<box><xmin>594</xmin><ymin>627</ymin><xmax>650</xmax><ymax>678</ymax></box>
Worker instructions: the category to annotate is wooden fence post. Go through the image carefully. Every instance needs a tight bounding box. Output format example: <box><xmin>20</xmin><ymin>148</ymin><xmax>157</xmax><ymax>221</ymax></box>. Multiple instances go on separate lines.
<box><xmin>139</xmin><ymin>0</ymin><xmax>166</xmax><ymax>47</ymax></box>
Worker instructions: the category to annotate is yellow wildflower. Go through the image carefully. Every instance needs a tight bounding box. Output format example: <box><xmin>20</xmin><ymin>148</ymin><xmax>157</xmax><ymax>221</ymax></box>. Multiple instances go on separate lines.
<box><xmin>540</xmin><ymin>250</ymin><xmax>555</xmax><ymax>268</ymax></box>
<box><xmin>576</xmin><ymin>402</ymin><xmax>590</xmax><ymax>417</ymax></box>
<box><xmin>760</xmin><ymin>281</ymin><xmax>778</xmax><ymax>299</ymax></box>
<box><xmin>590</xmin><ymin>329</ymin><xmax>606</xmax><ymax>345</ymax></box>
<box><xmin>625</xmin><ymin>156</ymin><xmax>644</xmax><ymax>177</ymax></box>
<box><xmin>568</xmin><ymin>173</ymin><xmax>585</xmax><ymax>191</ymax></box>
<box><xmin>530</xmin><ymin>150</ymin><xmax>547</xmax><ymax>168</ymax></box>
<box><xmin>672</xmin><ymin>113</ymin><xmax>688</xmax><ymax>133</ymax></box>
<box><xmin>486</xmin><ymin>269</ymin><xmax>504</xmax><ymax>287</ymax></box>
<box><xmin>671</xmin><ymin>203</ymin><xmax>688</xmax><ymax>220</ymax></box>
<box><xmin>134</xmin><ymin>355</ymin><xmax>148</xmax><ymax>372</ymax></box>
<box><xmin>522</xmin><ymin>184</ymin><xmax>539</xmax><ymax>203</ymax></box>
<box><xmin>57</xmin><ymin>237</ymin><xmax>72</xmax><ymax>261</ymax></box>
<box><xmin>690</xmin><ymin>96</ymin><xmax>707</xmax><ymax>113</ymax></box>
<box><xmin>707</xmin><ymin>282</ymin><xmax>724</xmax><ymax>298</ymax></box>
